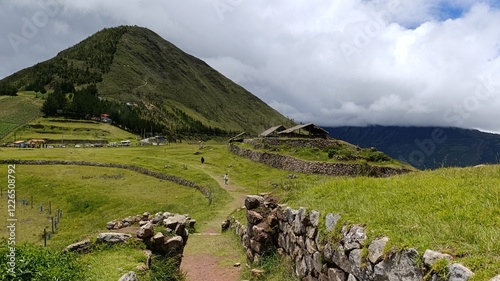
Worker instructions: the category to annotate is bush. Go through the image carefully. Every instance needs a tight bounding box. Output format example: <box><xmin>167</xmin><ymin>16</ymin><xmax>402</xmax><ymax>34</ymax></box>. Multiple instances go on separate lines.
<box><xmin>0</xmin><ymin>242</ymin><xmax>85</xmax><ymax>281</ymax></box>
<box><xmin>327</xmin><ymin>147</ymin><xmax>353</xmax><ymax>160</ymax></box>
<box><xmin>364</xmin><ymin>150</ymin><xmax>392</xmax><ymax>162</ymax></box>
<box><xmin>149</xmin><ymin>255</ymin><xmax>186</xmax><ymax>281</ymax></box>
<box><xmin>245</xmin><ymin>250</ymin><xmax>299</xmax><ymax>281</ymax></box>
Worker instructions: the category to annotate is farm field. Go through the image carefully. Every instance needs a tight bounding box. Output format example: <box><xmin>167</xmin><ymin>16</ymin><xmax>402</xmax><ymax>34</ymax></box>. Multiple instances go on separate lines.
<box><xmin>0</xmin><ymin>143</ymin><xmax>499</xmax><ymax>279</ymax></box>
<box><xmin>0</xmin><ymin>92</ymin><xmax>43</xmax><ymax>140</ymax></box>
<box><xmin>1</xmin><ymin>117</ymin><xmax>137</xmax><ymax>144</ymax></box>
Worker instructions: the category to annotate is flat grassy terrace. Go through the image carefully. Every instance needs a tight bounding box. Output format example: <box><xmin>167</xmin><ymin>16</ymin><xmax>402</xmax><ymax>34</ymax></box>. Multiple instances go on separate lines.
<box><xmin>2</xmin><ymin>117</ymin><xmax>137</xmax><ymax>144</ymax></box>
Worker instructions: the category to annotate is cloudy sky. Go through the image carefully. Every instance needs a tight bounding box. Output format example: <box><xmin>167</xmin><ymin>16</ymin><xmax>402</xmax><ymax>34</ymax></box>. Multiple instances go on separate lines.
<box><xmin>1</xmin><ymin>0</ymin><xmax>500</xmax><ymax>132</ymax></box>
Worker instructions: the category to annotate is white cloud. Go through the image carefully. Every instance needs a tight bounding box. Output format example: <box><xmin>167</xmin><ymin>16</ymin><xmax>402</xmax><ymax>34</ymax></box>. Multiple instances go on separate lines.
<box><xmin>1</xmin><ymin>0</ymin><xmax>500</xmax><ymax>132</ymax></box>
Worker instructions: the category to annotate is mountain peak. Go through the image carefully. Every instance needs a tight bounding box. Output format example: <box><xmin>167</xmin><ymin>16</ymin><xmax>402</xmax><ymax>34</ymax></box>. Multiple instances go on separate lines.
<box><xmin>1</xmin><ymin>25</ymin><xmax>294</xmax><ymax>136</ymax></box>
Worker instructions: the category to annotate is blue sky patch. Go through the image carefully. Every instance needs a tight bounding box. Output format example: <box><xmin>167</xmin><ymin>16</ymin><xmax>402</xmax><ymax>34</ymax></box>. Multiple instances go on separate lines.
<box><xmin>436</xmin><ymin>2</ymin><xmax>465</xmax><ymax>20</ymax></box>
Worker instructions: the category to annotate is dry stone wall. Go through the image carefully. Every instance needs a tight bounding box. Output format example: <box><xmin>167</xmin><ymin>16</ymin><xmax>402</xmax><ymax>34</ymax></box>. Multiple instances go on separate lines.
<box><xmin>226</xmin><ymin>195</ymin><xmax>498</xmax><ymax>281</ymax></box>
<box><xmin>228</xmin><ymin>144</ymin><xmax>411</xmax><ymax>177</ymax></box>
<box><xmin>66</xmin><ymin>211</ymin><xmax>194</xmax><ymax>281</ymax></box>
<box><xmin>0</xmin><ymin>159</ymin><xmax>211</xmax><ymax>197</ymax></box>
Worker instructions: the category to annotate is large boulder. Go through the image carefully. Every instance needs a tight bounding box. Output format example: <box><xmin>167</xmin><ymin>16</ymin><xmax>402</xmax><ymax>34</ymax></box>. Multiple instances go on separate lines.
<box><xmin>373</xmin><ymin>248</ymin><xmax>423</xmax><ymax>281</ymax></box>
<box><xmin>97</xmin><ymin>233</ymin><xmax>132</xmax><ymax>244</ymax></box>
<box><xmin>245</xmin><ymin>195</ymin><xmax>264</xmax><ymax>210</ymax></box>
<box><xmin>137</xmin><ymin>222</ymin><xmax>155</xmax><ymax>239</ymax></box>
<box><xmin>368</xmin><ymin>237</ymin><xmax>389</xmax><ymax>264</ymax></box>
<box><xmin>65</xmin><ymin>239</ymin><xmax>91</xmax><ymax>253</ymax></box>
<box><xmin>164</xmin><ymin>214</ymin><xmax>187</xmax><ymax>229</ymax></box>
<box><xmin>342</xmin><ymin>224</ymin><xmax>366</xmax><ymax>250</ymax></box>
<box><xmin>163</xmin><ymin>236</ymin><xmax>184</xmax><ymax>255</ymax></box>
<box><xmin>252</xmin><ymin>223</ymin><xmax>270</xmax><ymax>243</ymax></box>
<box><xmin>247</xmin><ymin>210</ymin><xmax>264</xmax><ymax>225</ymax></box>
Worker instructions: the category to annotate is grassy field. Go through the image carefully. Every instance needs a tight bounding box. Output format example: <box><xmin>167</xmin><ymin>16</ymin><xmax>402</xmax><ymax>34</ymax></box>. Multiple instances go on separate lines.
<box><xmin>0</xmin><ymin>92</ymin><xmax>43</xmax><ymax>140</ymax></box>
<box><xmin>1</xmin><ymin>142</ymin><xmax>499</xmax><ymax>279</ymax></box>
<box><xmin>1</xmin><ymin>117</ymin><xmax>137</xmax><ymax>144</ymax></box>
<box><xmin>0</xmin><ymin>165</ymin><xmax>213</xmax><ymax>247</ymax></box>
<box><xmin>280</xmin><ymin>166</ymin><xmax>500</xmax><ymax>280</ymax></box>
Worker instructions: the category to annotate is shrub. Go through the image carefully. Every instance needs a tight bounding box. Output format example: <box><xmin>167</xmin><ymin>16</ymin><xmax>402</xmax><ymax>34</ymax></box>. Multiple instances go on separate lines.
<box><xmin>149</xmin><ymin>255</ymin><xmax>186</xmax><ymax>281</ymax></box>
<box><xmin>0</xmin><ymin>242</ymin><xmax>85</xmax><ymax>281</ymax></box>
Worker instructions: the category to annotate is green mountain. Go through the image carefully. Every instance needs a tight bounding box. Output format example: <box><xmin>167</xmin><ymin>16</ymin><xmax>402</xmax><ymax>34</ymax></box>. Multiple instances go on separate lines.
<box><xmin>0</xmin><ymin>25</ymin><xmax>294</xmax><ymax>137</ymax></box>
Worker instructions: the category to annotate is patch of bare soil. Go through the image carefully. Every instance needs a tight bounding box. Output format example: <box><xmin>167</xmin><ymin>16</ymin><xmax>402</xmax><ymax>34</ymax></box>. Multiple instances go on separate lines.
<box><xmin>181</xmin><ymin>253</ymin><xmax>242</xmax><ymax>281</ymax></box>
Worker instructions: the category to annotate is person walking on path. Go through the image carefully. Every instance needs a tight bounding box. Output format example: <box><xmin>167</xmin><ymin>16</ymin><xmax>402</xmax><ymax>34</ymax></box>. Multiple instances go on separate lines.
<box><xmin>224</xmin><ymin>173</ymin><xmax>229</xmax><ymax>185</ymax></box>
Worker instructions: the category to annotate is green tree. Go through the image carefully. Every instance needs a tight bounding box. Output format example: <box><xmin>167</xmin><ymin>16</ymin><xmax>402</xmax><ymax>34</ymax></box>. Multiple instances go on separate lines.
<box><xmin>69</xmin><ymin>85</ymin><xmax>99</xmax><ymax>118</ymax></box>
<box><xmin>41</xmin><ymin>90</ymin><xmax>67</xmax><ymax>116</ymax></box>
<box><xmin>0</xmin><ymin>83</ymin><xmax>17</xmax><ymax>96</ymax></box>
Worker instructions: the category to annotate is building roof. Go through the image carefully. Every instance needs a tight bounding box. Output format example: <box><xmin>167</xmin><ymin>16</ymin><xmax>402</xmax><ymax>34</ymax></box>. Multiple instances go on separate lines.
<box><xmin>278</xmin><ymin>123</ymin><xmax>329</xmax><ymax>136</ymax></box>
<box><xmin>228</xmin><ymin>132</ymin><xmax>246</xmax><ymax>142</ymax></box>
<box><xmin>259</xmin><ymin>125</ymin><xmax>286</xmax><ymax>137</ymax></box>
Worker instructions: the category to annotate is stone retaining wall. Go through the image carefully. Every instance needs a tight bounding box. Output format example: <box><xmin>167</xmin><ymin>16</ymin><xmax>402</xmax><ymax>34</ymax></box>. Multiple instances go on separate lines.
<box><xmin>66</xmin><ymin>211</ymin><xmax>194</xmax><ymax>281</ymax></box>
<box><xmin>228</xmin><ymin>144</ymin><xmax>411</xmax><ymax>177</ymax></box>
<box><xmin>245</xmin><ymin>138</ymin><xmax>344</xmax><ymax>150</ymax></box>
<box><xmin>226</xmin><ymin>195</ymin><xmax>499</xmax><ymax>281</ymax></box>
<box><xmin>0</xmin><ymin>159</ymin><xmax>211</xmax><ymax>198</ymax></box>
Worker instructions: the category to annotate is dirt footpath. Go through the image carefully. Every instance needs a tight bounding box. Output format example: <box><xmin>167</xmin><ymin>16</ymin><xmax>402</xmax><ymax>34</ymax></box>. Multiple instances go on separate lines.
<box><xmin>180</xmin><ymin>180</ymin><xmax>247</xmax><ymax>281</ymax></box>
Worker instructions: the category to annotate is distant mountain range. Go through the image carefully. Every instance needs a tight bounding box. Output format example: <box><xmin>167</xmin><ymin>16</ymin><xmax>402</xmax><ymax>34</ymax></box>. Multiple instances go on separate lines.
<box><xmin>0</xmin><ymin>25</ymin><xmax>294</xmax><ymax>137</ymax></box>
<box><xmin>326</xmin><ymin>126</ymin><xmax>500</xmax><ymax>169</ymax></box>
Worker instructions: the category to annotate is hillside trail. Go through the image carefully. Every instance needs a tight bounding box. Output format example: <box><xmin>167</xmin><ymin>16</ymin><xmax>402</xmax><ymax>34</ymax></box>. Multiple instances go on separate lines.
<box><xmin>180</xmin><ymin>167</ymin><xmax>248</xmax><ymax>281</ymax></box>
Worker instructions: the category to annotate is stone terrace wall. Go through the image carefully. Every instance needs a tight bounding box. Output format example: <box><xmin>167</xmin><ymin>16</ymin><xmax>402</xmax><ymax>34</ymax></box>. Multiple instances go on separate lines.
<box><xmin>0</xmin><ymin>159</ymin><xmax>211</xmax><ymax>198</ymax></box>
<box><xmin>226</xmin><ymin>195</ymin><xmax>492</xmax><ymax>281</ymax></box>
<box><xmin>246</xmin><ymin>138</ymin><xmax>344</xmax><ymax>150</ymax></box>
<box><xmin>228</xmin><ymin>143</ymin><xmax>411</xmax><ymax>177</ymax></box>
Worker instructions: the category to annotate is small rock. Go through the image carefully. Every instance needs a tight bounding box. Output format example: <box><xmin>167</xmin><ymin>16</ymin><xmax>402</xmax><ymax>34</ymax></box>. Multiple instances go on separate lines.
<box><xmin>448</xmin><ymin>263</ymin><xmax>474</xmax><ymax>281</ymax></box>
<box><xmin>325</xmin><ymin>213</ymin><xmax>341</xmax><ymax>232</ymax></box>
<box><xmin>188</xmin><ymin>219</ymin><xmax>196</xmax><ymax>228</ymax></box>
<box><xmin>118</xmin><ymin>271</ymin><xmax>139</xmax><ymax>281</ymax></box>
<box><xmin>141</xmin><ymin>212</ymin><xmax>150</xmax><ymax>221</ymax></box>
<box><xmin>106</xmin><ymin>221</ymin><xmax>116</xmax><ymax>230</ymax></box>
<box><xmin>221</xmin><ymin>219</ymin><xmax>231</xmax><ymax>231</ymax></box>
<box><xmin>423</xmin><ymin>249</ymin><xmax>452</xmax><ymax>267</ymax></box>
<box><xmin>251</xmin><ymin>268</ymin><xmax>265</xmax><ymax>277</ymax></box>
<box><xmin>489</xmin><ymin>275</ymin><xmax>500</xmax><ymax>281</ymax></box>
